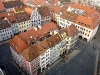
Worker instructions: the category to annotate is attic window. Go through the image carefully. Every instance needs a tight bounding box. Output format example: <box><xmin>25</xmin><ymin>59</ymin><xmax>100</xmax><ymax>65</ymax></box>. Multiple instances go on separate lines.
<box><xmin>78</xmin><ymin>22</ymin><xmax>80</xmax><ymax>24</ymax></box>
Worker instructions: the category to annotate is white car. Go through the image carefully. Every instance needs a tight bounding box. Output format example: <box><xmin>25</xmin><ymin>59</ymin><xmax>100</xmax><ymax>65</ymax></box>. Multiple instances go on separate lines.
<box><xmin>0</xmin><ymin>68</ymin><xmax>4</xmax><ymax>75</ymax></box>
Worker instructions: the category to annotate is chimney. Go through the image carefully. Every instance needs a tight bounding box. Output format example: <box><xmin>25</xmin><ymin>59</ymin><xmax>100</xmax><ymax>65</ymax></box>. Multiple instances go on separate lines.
<box><xmin>30</xmin><ymin>35</ymin><xmax>32</xmax><ymax>39</ymax></box>
<box><xmin>38</xmin><ymin>25</ymin><xmax>41</xmax><ymax>29</ymax></box>
<box><xmin>60</xmin><ymin>12</ymin><xmax>62</xmax><ymax>15</ymax></box>
<box><xmin>34</xmin><ymin>27</ymin><xmax>37</xmax><ymax>31</ymax></box>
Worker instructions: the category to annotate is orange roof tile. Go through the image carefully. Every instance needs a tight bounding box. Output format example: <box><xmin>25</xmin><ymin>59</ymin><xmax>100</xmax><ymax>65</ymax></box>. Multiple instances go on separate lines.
<box><xmin>15</xmin><ymin>11</ymin><xmax>30</xmax><ymax>23</ymax></box>
<box><xmin>6</xmin><ymin>16</ymin><xmax>17</xmax><ymax>24</ymax></box>
<box><xmin>18</xmin><ymin>29</ymin><xmax>38</xmax><ymax>44</ymax></box>
<box><xmin>0</xmin><ymin>11</ymin><xmax>15</xmax><ymax>18</ymax></box>
<box><xmin>0</xmin><ymin>2</ymin><xmax>5</xmax><ymax>11</ymax></box>
<box><xmin>47</xmin><ymin>22</ymin><xmax>59</xmax><ymax>31</ymax></box>
<box><xmin>3</xmin><ymin>1</ymin><xmax>24</xmax><ymax>8</ymax></box>
<box><xmin>69</xmin><ymin>3</ymin><xmax>96</xmax><ymax>16</ymax></box>
<box><xmin>21</xmin><ymin>44</ymin><xmax>39</xmax><ymax>62</ymax></box>
<box><xmin>13</xmin><ymin>5</ymin><xmax>27</xmax><ymax>13</ymax></box>
<box><xmin>22</xmin><ymin>0</ymin><xmax>29</xmax><ymax>3</ymax></box>
<box><xmin>61</xmin><ymin>11</ymin><xmax>79</xmax><ymax>23</ymax></box>
<box><xmin>36</xmin><ymin>40</ymin><xmax>49</xmax><ymax>55</ymax></box>
<box><xmin>37</xmin><ymin>6</ymin><xmax>50</xmax><ymax>17</ymax></box>
<box><xmin>50</xmin><ymin>5</ymin><xmax>61</xmax><ymax>14</ymax></box>
<box><xmin>34</xmin><ymin>0</ymin><xmax>46</xmax><ymax>6</ymax></box>
<box><xmin>46</xmin><ymin>33</ymin><xmax>61</xmax><ymax>48</ymax></box>
<box><xmin>25</xmin><ymin>7</ymin><xmax>34</xmax><ymax>15</ymax></box>
<box><xmin>75</xmin><ymin>14</ymin><xmax>100</xmax><ymax>30</ymax></box>
<box><xmin>64</xmin><ymin>24</ymin><xmax>78</xmax><ymax>37</ymax></box>
<box><xmin>0</xmin><ymin>20</ymin><xmax>11</xmax><ymax>30</ymax></box>
<box><xmin>9</xmin><ymin>36</ymin><xmax>28</xmax><ymax>53</ymax></box>
<box><xmin>36</xmin><ymin>28</ymin><xmax>46</xmax><ymax>37</ymax></box>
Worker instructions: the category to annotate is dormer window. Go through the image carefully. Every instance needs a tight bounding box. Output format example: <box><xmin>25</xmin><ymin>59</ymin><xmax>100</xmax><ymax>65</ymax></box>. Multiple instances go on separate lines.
<box><xmin>78</xmin><ymin>22</ymin><xmax>80</xmax><ymax>24</ymax></box>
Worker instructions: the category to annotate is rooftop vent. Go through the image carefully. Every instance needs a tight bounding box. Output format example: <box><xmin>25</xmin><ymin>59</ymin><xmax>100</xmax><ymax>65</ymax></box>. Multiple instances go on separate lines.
<box><xmin>30</xmin><ymin>35</ymin><xmax>32</xmax><ymax>39</ymax></box>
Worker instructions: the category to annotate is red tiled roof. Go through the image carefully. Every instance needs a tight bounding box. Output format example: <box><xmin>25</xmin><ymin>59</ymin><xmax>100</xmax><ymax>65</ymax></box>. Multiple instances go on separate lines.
<box><xmin>15</xmin><ymin>11</ymin><xmax>30</xmax><ymax>23</ymax></box>
<box><xmin>18</xmin><ymin>29</ymin><xmax>38</xmax><ymax>44</ymax></box>
<box><xmin>0</xmin><ymin>20</ymin><xmax>11</xmax><ymax>30</ymax></box>
<box><xmin>61</xmin><ymin>11</ymin><xmax>79</xmax><ymax>23</ymax></box>
<box><xmin>50</xmin><ymin>5</ymin><xmax>61</xmax><ymax>14</ymax></box>
<box><xmin>0</xmin><ymin>2</ymin><xmax>5</xmax><ymax>11</ymax></box>
<box><xmin>37</xmin><ymin>6</ymin><xmax>50</xmax><ymax>17</ymax></box>
<box><xmin>9</xmin><ymin>36</ymin><xmax>28</xmax><ymax>54</ymax></box>
<box><xmin>36</xmin><ymin>40</ymin><xmax>49</xmax><ymax>55</ymax></box>
<box><xmin>13</xmin><ymin>5</ymin><xmax>27</xmax><ymax>13</ymax></box>
<box><xmin>21</xmin><ymin>44</ymin><xmax>39</xmax><ymax>61</ymax></box>
<box><xmin>46</xmin><ymin>33</ymin><xmax>61</xmax><ymax>48</ymax></box>
<box><xmin>47</xmin><ymin>22</ymin><xmax>59</xmax><ymax>31</ymax></box>
<box><xmin>69</xmin><ymin>3</ymin><xmax>96</xmax><ymax>16</ymax></box>
<box><xmin>22</xmin><ymin>0</ymin><xmax>29</xmax><ymax>3</ymax></box>
<box><xmin>64</xmin><ymin>24</ymin><xmax>78</xmax><ymax>37</ymax></box>
<box><xmin>3</xmin><ymin>1</ymin><xmax>24</xmax><ymax>8</ymax></box>
<box><xmin>6</xmin><ymin>16</ymin><xmax>17</xmax><ymax>24</ymax></box>
<box><xmin>9</xmin><ymin>22</ymin><xmax>59</xmax><ymax>53</ymax></box>
<box><xmin>34</xmin><ymin>0</ymin><xmax>46</xmax><ymax>6</ymax></box>
<box><xmin>25</xmin><ymin>7</ymin><xmax>34</xmax><ymax>15</ymax></box>
<box><xmin>0</xmin><ymin>11</ymin><xmax>15</xmax><ymax>18</ymax></box>
<box><xmin>75</xmin><ymin>14</ymin><xmax>100</xmax><ymax>30</ymax></box>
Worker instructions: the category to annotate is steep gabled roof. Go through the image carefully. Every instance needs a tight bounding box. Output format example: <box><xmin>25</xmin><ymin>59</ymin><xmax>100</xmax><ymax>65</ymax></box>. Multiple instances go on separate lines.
<box><xmin>21</xmin><ymin>44</ymin><xmax>39</xmax><ymax>62</ymax></box>
<box><xmin>9</xmin><ymin>36</ymin><xmax>28</xmax><ymax>54</ymax></box>
<box><xmin>75</xmin><ymin>14</ymin><xmax>100</xmax><ymax>30</ymax></box>
<box><xmin>36</xmin><ymin>40</ymin><xmax>49</xmax><ymax>55</ymax></box>
<box><xmin>0</xmin><ymin>1</ymin><xmax>5</xmax><ymax>11</ymax></box>
<box><xmin>0</xmin><ymin>20</ymin><xmax>11</xmax><ymax>30</ymax></box>
<box><xmin>69</xmin><ymin>3</ymin><xmax>96</xmax><ymax>16</ymax></box>
<box><xmin>46</xmin><ymin>33</ymin><xmax>61</xmax><ymax>48</ymax></box>
<box><xmin>50</xmin><ymin>5</ymin><xmax>61</xmax><ymax>14</ymax></box>
<box><xmin>61</xmin><ymin>11</ymin><xmax>79</xmax><ymax>23</ymax></box>
<box><xmin>25</xmin><ymin>7</ymin><xmax>34</xmax><ymax>15</ymax></box>
<box><xmin>37</xmin><ymin>6</ymin><xmax>50</xmax><ymax>17</ymax></box>
<box><xmin>64</xmin><ymin>24</ymin><xmax>78</xmax><ymax>37</ymax></box>
<box><xmin>3</xmin><ymin>0</ymin><xmax>24</xmax><ymax>8</ymax></box>
<box><xmin>18</xmin><ymin>29</ymin><xmax>38</xmax><ymax>44</ymax></box>
<box><xmin>13</xmin><ymin>5</ymin><xmax>27</xmax><ymax>13</ymax></box>
<box><xmin>34</xmin><ymin>0</ymin><xmax>46</xmax><ymax>6</ymax></box>
<box><xmin>6</xmin><ymin>16</ymin><xmax>17</xmax><ymax>24</ymax></box>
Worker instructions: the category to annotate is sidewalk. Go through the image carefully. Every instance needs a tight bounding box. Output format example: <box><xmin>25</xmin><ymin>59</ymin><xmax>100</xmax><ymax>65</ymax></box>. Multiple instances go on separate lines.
<box><xmin>65</xmin><ymin>49</ymin><xmax>80</xmax><ymax>63</ymax></box>
<box><xmin>9</xmin><ymin>58</ymin><xmax>25</xmax><ymax>75</ymax></box>
<box><xmin>47</xmin><ymin>49</ymin><xmax>81</xmax><ymax>73</ymax></box>
<box><xmin>0</xmin><ymin>40</ymin><xmax>10</xmax><ymax>45</ymax></box>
